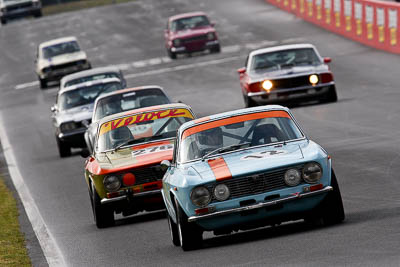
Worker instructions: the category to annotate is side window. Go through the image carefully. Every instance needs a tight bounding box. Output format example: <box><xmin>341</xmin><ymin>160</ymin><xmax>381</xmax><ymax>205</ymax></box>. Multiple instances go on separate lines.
<box><xmin>245</xmin><ymin>56</ymin><xmax>249</xmax><ymax>69</ymax></box>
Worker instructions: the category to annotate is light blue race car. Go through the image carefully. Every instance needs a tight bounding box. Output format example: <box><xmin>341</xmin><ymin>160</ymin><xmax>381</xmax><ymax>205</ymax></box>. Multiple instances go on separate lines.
<box><xmin>161</xmin><ymin>105</ymin><xmax>344</xmax><ymax>251</ymax></box>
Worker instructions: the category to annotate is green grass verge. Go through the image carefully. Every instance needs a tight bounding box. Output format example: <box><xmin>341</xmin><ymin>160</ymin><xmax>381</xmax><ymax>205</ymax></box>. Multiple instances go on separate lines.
<box><xmin>43</xmin><ymin>0</ymin><xmax>136</xmax><ymax>16</ymax></box>
<box><xmin>0</xmin><ymin>176</ymin><xmax>31</xmax><ymax>267</ymax></box>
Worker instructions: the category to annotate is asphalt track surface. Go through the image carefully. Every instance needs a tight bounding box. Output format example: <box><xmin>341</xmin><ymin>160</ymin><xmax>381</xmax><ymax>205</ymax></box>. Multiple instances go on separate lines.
<box><xmin>1</xmin><ymin>0</ymin><xmax>400</xmax><ymax>266</ymax></box>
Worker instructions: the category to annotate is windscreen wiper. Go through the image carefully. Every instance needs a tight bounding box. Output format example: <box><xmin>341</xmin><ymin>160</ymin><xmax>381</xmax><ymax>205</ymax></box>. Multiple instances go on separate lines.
<box><xmin>202</xmin><ymin>142</ymin><xmax>251</xmax><ymax>161</ymax></box>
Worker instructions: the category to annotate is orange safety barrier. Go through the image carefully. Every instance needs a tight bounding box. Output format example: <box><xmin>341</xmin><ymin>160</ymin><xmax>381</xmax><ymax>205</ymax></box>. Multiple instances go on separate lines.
<box><xmin>266</xmin><ymin>0</ymin><xmax>400</xmax><ymax>53</ymax></box>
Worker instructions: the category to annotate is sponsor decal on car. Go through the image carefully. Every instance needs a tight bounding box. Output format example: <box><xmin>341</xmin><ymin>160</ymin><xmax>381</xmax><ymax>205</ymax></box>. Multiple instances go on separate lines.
<box><xmin>241</xmin><ymin>150</ymin><xmax>288</xmax><ymax>160</ymax></box>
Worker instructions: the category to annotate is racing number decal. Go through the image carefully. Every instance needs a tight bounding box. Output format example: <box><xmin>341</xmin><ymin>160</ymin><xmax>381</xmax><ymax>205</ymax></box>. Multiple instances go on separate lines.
<box><xmin>132</xmin><ymin>145</ymin><xmax>174</xmax><ymax>157</ymax></box>
<box><xmin>241</xmin><ymin>150</ymin><xmax>288</xmax><ymax>160</ymax></box>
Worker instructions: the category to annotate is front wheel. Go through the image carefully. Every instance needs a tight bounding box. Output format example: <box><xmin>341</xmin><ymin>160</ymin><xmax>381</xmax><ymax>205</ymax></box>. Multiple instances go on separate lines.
<box><xmin>56</xmin><ymin>137</ymin><xmax>71</xmax><ymax>158</ymax></box>
<box><xmin>91</xmin><ymin>183</ymin><xmax>115</xmax><ymax>228</ymax></box>
<box><xmin>243</xmin><ymin>94</ymin><xmax>257</xmax><ymax>108</ymax></box>
<box><xmin>318</xmin><ymin>170</ymin><xmax>345</xmax><ymax>225</ymax></box>
<box><xmin>167</xmin><ymin>212</ymin><xmax>180</xmax><ymax>246</ymax></box>
<box><xmin>175</xmin><ymin>198</ymin><xmax>203</xmax><ymax>251</ymax></box>
<box><xmin>167</xmin><ymin>49</ymin><xmax>177</xmax><ymax>59</ymax></box>
<box><xmin>0</xmin><ymin>18</ymin><xmax>6</xmax><ymax>25</ymax></box>
<box><xmin>210</xmin><ymin>44</ymin><xmax>221</xmax><ymax>53</ymax></box>
<box><xmin>34</xmin><ymin>11</ymin><xmax>42</xmax><ymax>18</ymax></box>
<box><xmin>39</xmin><ymin>77</ymin><xmax>47</xmax><ymax>89</ymax></box>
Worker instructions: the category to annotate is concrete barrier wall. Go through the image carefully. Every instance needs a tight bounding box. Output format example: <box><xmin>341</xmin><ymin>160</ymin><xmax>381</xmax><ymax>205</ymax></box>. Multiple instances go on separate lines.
<box><xmin>266</xmin><ymin>0</ymin><xmax>400</xmax><ymax>53</ymax></box>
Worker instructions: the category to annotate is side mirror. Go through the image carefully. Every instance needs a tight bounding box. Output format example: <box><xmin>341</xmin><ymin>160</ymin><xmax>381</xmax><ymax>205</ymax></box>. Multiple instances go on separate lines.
<box><xmin>237</xmin><ymin>67</ymin><xmax>246</xmax><ymax>74</ymax></box>
<box><xmin>80</xmin><ymin>148</ymin><xmax>91</xmax><ymax>158</ymax></box>
<box><xmin>160</xmin><ymin>160</ymin><xmax>171</xmax><ymax>172</ymax></box>
<box><xmin>323</xmin><ymin>57</ymin><xmax>332</xmax><ymax>63</ymax></box>
<box><xmin>50</xmin><ymin>105</ymin><xmax>57</xmax><ymax>112</ymax></box>
<box><xmin>177</xmin><ymin>100</ymin><xmax>183</xmax><ymax>103</ymax></box>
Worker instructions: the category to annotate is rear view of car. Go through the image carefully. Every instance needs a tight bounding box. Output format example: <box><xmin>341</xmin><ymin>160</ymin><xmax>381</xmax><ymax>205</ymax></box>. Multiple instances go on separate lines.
<box><xmin>165</xmin><ymin>11</ymin><xmax>220</xmax><ymax>59</ymax></box>
<box><xmin>0</xmin><ymin>0</ymin><xmax>42</xmax><ymax>25</ymax></box>
<box><xmin>36</xmin><ymin>36</ymin><xmax>91</xmax><ymax>89</ymax></box>
<box><xmin>51</xmin><ymin>78</ymin><xmax>124</xmax><ymax>157</ymax></box>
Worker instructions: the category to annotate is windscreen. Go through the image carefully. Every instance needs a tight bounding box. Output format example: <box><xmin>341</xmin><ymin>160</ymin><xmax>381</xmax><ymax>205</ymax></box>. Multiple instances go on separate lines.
<box><xmin>65</xmin><ymin>72</ymin><xmax>120</xmax><ymax>87</ymax></box>
<box><xmin>179</xmin><ymin>111</ymin><xmax>303</xmax><ymax>162</ymax></box>
<box><xmin>171</xmin><ymin>15</ymin><xmax>210</xmax><ymax>32</ymax></box>
<box><xmin>58</xmin><ymin>82</ymin><xmax>123</xmax><ymax>110</ymax></box>
<box><xmin>97</xmin><ymin>108</ymin><xmax>194</xmax><ymax>152</ymax></box>
<box><xmin>93</xmin><ymin>89</ymin><xmax>170</xmax><ymax>122</ymax></box>
<box><xmin>250</xmin><ymin>48</ymin><xmax>321</xmax><ymax>73</ymax></box>
<box><xmin>42</xmin><ymin>41</ymin><xmax>80</xmax><ymax>59</ymax></box>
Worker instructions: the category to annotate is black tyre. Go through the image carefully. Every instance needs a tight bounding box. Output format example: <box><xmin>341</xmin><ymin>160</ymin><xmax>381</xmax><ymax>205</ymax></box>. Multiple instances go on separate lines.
<box><xmin>322</xmin><ymin>86</ymin><xmax>338</xmax><ymax>103</ymax></box>
<box><xmin>175</xmin><ymin>198</ymin><xmax>202</xmax><ymax>251</ymax></box>
<box><xmin>319</xmin><ymin>170</ymin><xmax>345</xmax><ymax>225</ymax></box>
<box><xmin>34</xmin><ymin>10</ymin><xmax>42</xmax><ymax>18</ymax></box>
<box><xmin>210</xmin><ymin>44</ymin><xmax>221</xmax><ymax>53</ymax></box>
<box><xmin>243</xmin><ymin>94</ymin><xmax>257</xmax><ymax>108</ymax></box>
<box><xmin>167</xmin><ymin>49</ymin><xmax>177</xmax><ymax>59</ymax></box>
<box><xmin>167</xmin><ymin>212</ymin><xmax>180</xmax><ymax>246</ymax></box>
<box><xmin>91</xmin><ymin>183</ymin><xmax>115</xmax><ymax>228</ymax></box>
<box><xmin>56</xmin><ymin>137</ymin><xmax>71</xmax><ymax>158</ymax></box>
<box><xmin>1</xmin><ymin>18</ymin><xmax>6</xmax><ymax>25</ymax></box>
<box><xmin>39</xmin><ymin>77</ymin><xmax>47</xmax><ymax>89</ymax></box>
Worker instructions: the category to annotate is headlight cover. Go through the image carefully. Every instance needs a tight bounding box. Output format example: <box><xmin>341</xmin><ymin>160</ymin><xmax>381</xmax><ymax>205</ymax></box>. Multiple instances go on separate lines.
<box><xmin>214</xmin><ymin>184</ymin><xmax>230</xmax><ymax>201</ymax></box>
<box><xmin>190</xmin><ymin>186</ymin><xmax>211</xmax><ymax>207</ymax></box>
<box><xmin>262</xmin><ymin>80</ymin><xmax>273</xmax><ymax>91</ymax></box>
<box><xmin>207</xmin><ymin>32</ymin><xmax>215</xmax><ymax>40</ymax></box>
<box><xmin>60</xmin><ymin>122</ymin><xmax>77</xmax><ymax>132</ymax></box>
<box><xmin>284</xmin><ymin>168</ymin><xmax>301</xmax><ymax>186</ymax></box>
<box><xmin>302</xmin><ymin>162</ymin><xmax>323</xmax><ymax>183</ymax></box>
<box><xmin>309</xmin><ymin>74</ymin><xmax>319</xmax><ymax>85</ymax></box>
<box><xmin>173</xmin><ymin>39</ymin><xmax>181</xmax><ymax>46</ymax></box>
<box><xmin>103</xmin><ymin>175</ymin><xmax>121</xmax><ymax>192</ymax></box>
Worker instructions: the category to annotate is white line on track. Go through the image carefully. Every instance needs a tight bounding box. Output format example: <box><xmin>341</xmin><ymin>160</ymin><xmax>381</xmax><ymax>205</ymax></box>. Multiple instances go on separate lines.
<box><xmin>0</xmin><ymin>114</ymin><xmax>66</xmax><ymax>267</ymax></box>
<box><xmin>15</xmin><ymin>81</ymin><xmax>39</xmax><ymax>90</ymax></box>
<box><xmin>124</xmin><ymin>56</ymin><xmax>240</xmax><ymax>79</ymax></box>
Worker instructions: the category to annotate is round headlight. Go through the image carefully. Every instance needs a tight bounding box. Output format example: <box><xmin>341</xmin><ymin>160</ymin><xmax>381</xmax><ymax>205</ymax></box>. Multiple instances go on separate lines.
<box><xmin>309</xmin><ymin>74</ymin><xmax>319</xmax><ymax>85</ymax></box>
<box><xmin>190</xmin><ymin>186</ymin><xmax>211</xmax><ymax>207</ymax></box>
<box><xmin>173</xmin><ymin>39</ymin><xmax>181</xmax><ymax>46</ymax></box>
<box><xmin>213</xmin><ymin>184</ymin><xmax>230</xmax><ymax>201</ymax></box>
<box><xmin>284</xmin><ymin>168</ymin><xmax>301</xmax><ymax>186</ymax></box>
<box><xmin>302</xmin><ymin>162</ymin><xmax>323</xmax><ymax>184</ymax></box>
<box><xmin>103</xmin><ymin>175</ymin><xmax>121</xmax><ymax>192</ymax></box>
<box><xmin>60</xmin><ymin>122</ymin><xmax>77</xmax><ymax>132</ymax></box>
<box><xmin>262</xmin><ymin>80</ymin><xmax>273</xmax><ymax>91</ymax></box>
<box><xmin>207</xmin><ymin>32</ymin><xmax>215</xmax><ymax>40</ymax></box>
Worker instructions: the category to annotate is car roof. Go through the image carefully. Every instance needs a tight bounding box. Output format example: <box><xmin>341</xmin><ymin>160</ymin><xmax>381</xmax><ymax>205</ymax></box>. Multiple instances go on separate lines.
<box><xmin>169</xmin><ymin>11</ymin><xmax>207</xmax><ymax>21</ymax></box>
<box><xmin>179</xmin><ymin>105</ymin><xmax>292</xmax><ymax>133</ymax></box>
<box><xmin>98</xmin><ymin>103</ymin><xmax>194</xmax><ymax>126</ymax></box>
<box><xmin>58</xmin><ymin>77</ymin><xmax>121</xmax><ymax>95</ymax></box>
<box><xmin>39</xmin><ymin>36</ymin><xmax>78</xmax><ymax>49</ymax></box>
<box><xmin>60</xmin><ymin>66</ymin><xmax>121</xmax><ymax>87</ymax></box>
<box><xmin>93</xmin><ymin>85</ymin><xmax>168</xmax><ymax>104</ymax></box>
<box><xmin>249</xmin><ymin>43</ymin><xmax>317</xmax><ymax>58</ymax></box>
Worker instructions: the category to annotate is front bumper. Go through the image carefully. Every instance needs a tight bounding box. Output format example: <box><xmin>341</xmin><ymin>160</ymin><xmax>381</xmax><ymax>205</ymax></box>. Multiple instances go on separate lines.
<box><xmin>42</xmin><ymin>63</ymin><xmax>91</xmax><ymax>81</ymax></box>
<box><xmin>101</xmin><ymin>189</ymin><xmax>162</xmax><ymax>204</ymax></box>
<box><xmin>58</xmin><ymin>128</ymin><xmax>87</xmax><ymax>148</ymax></box>
<box><xmin>171</xmin><ymin>40</ymin><xmax>219</xmax><ymax>53</ymax></box>
<box><xmin>1</xmin><ymin>6</ymin><xmax>41</xmax><ymax>19</ymax></box>
<box><xmin>247</xmin><ymin>82</ymin><xmax>334</xmax><ymax>104</ymax></box>
<box><xmin>188</xmin><ymin>186</ymin><xmax>332</xmax><ymax>223</ymax></box>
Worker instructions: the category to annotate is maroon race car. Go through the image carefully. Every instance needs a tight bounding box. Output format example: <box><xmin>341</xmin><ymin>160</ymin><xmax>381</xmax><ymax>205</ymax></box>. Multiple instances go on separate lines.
<box><xmin>164</xmin><ymin>11</ymin><xmax>221</xmax><ymax>59</ymax></box>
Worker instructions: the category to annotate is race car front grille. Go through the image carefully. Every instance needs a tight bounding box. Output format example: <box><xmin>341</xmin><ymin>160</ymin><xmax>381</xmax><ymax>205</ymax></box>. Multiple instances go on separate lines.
<box><xmin>50</xmin><ymin>61</ymin><xmax>83</xmax><ymax>71</ymax></box>
<box><xmin>272</xmin><ymin>75</ymin><xmax>316</xmax><ymax>89</ymax></box>
<box><xmin>183</xmin><ymin>34</ymin><xmax>208</xmax><ymax>43</ymax></box>
<box><xmin>6</xmin><ymin>2</ymin><xmax>33</xmax><ymax>11</ymax></box>
<box><xmin>131</xmin><ymin>164</ymin><xmax>164</xmax><ymax>185</ymax></box>
<box><xmin>206</xmin><ymin>165</ymin><xmax>304</xmax><ymax>202</ymax></box>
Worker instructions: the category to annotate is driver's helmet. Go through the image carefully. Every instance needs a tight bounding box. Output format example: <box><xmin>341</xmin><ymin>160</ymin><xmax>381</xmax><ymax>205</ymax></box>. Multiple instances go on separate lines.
<box><xmin>196</xmin><ymin>127</ymin><xmax>223</xmax><ymax>154</ymax></box>
<box><xmin>109</xmin><ymin>126</ymin><xmax>132</xmax><ymax>147</ymax></box>
<box><xmin>66</xmin><ymin>90</ymin><xmax>81</xmax><ymax>106</ymax></box>
<box><xmin>104</xmin><ymin>100</ymin><xmax>121</xmax><ymax>116</ymax></box>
